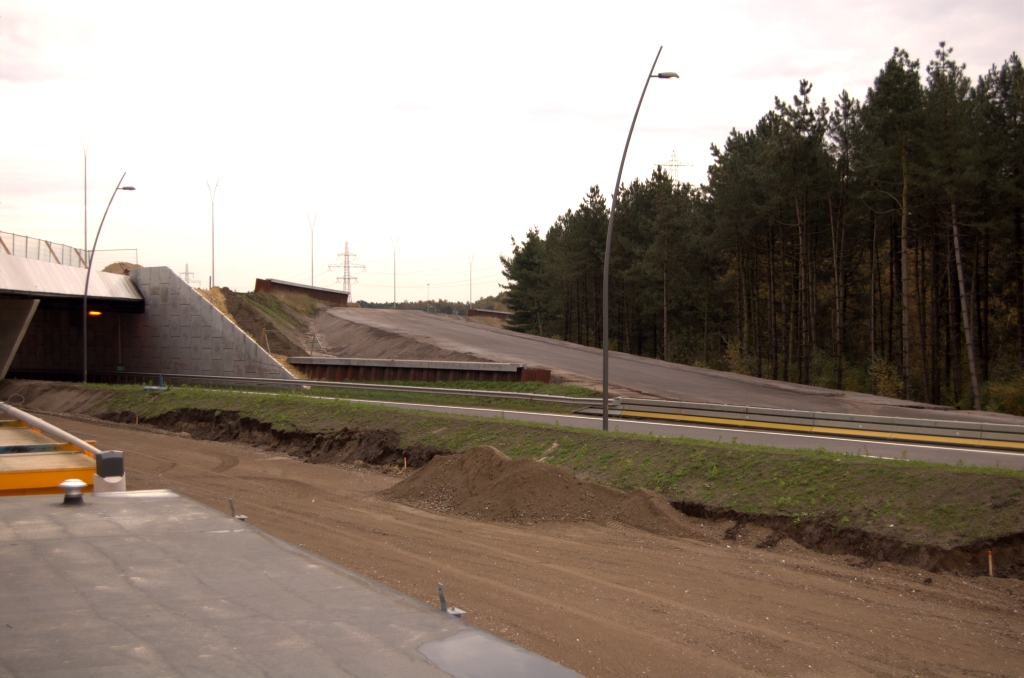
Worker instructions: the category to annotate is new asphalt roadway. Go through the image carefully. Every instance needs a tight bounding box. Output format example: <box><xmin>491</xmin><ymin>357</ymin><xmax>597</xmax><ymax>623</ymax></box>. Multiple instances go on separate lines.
<box><xmin>317</xmin><ymin>308</ymin><xmax>1023</xmax><ymax>425</ymax></box>
<box><xmin>325</xmin><ymin>396</ymin><xmax>1024</xmax><ymax>469</ymax></box>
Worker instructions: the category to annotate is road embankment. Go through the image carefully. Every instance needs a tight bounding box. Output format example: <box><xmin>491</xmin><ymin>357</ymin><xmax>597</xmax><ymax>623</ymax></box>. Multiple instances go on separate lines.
<box><xmin>4</xmin><ymin>378</ymin><xmax>1024</xmax><ymax>577</ymax></box>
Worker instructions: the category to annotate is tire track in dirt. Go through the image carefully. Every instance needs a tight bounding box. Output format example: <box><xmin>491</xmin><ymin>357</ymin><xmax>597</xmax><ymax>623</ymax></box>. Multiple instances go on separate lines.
<box><xmin>208</xmin><ymin>450</ymin><xmax>240</xmax><ymax>473</ymax></box>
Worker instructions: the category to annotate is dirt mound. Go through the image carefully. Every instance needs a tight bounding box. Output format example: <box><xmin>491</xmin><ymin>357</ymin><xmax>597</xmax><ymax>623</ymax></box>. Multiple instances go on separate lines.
<box><xmin>101</xmin><ymin>261</ymin><xmax>141</xmax><ymax>274</ymax></box>
<box><xmin>383</xmin><ymin>446</ymin><xmax>703</xmax><ymax>538</ymax></box>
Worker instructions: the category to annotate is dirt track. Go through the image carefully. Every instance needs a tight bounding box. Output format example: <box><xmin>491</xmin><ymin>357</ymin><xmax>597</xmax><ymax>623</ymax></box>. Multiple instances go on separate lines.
<box><xmin>52</xmin><ymin>414</ymin><xmax>1024</xmax><ymax>677</ymax></box>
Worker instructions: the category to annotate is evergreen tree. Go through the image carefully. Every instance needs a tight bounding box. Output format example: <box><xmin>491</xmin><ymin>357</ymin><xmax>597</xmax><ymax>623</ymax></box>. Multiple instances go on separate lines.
<box><xmin>500</xmin><ymin>45</ymin><xmax>1024</xmax><ymax>412</ymax></box>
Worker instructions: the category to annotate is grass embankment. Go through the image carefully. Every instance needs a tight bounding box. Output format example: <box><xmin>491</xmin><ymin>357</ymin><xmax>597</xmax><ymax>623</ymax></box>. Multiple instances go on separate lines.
<box><xmin>86</xmin><ymin>383</ymin><xmax>1024</xmax><ymax>551</ymax></box>
<box><xmin>306</xmin><ymin>380</ymin><xmax>596</xmax><ymax>414</ymax></box>
<box><xmin>168</xmin><ymin>379</ymin><xmax>597</xmax><ymax>414</ymax></box>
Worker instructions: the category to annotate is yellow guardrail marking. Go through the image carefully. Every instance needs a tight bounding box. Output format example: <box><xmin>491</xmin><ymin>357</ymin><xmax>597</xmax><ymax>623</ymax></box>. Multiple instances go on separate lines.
<box><xmin>619</xmin><ymin>410</ymin><xmax>1024</xmax><ymax>451</ymax></box>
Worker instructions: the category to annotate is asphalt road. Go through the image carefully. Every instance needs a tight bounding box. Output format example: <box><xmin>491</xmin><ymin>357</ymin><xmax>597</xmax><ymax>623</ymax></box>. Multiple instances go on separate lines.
<box><xmin>328</xmin><ymin>396</ymin><xmax>1024</xmax><ymax>469</ymax></box>
<box><xmin>321</xmin><ymin>308</ymin><xmax>1022</xmax><ymax>425</ymax></box>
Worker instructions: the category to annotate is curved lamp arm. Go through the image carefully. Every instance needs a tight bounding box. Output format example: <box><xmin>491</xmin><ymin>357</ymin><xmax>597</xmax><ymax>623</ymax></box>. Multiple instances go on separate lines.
<box><xmin>83</xmin><ymin>173</ymin><xmax>134</xmax><ymax>383</ymax></box>
<box><xmin>602</xmin><ymin>47</ymin><xmax>674</xmax><ymax>430</ymax></box>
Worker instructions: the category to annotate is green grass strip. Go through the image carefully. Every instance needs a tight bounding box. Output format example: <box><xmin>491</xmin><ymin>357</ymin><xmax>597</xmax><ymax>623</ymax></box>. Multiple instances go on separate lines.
<box><xmin>84</xmin><ymin>383</ymin><xmax>1024</xmax><ymax>549</ymax></box>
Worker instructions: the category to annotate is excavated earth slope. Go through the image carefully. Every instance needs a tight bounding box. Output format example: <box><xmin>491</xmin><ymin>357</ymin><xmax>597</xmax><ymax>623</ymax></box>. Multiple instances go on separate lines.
<box><xmin>383</xmin><ymin>445</ymin><xmax>700</xmax><ymax>538</ymax></box>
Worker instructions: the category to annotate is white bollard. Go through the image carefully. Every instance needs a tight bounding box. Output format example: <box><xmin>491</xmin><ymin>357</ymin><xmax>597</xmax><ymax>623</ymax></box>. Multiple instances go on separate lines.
<box><xmin>93</xmin><ymin>474</ymin><xmax>126</xmax><ymax>493</ymax></box>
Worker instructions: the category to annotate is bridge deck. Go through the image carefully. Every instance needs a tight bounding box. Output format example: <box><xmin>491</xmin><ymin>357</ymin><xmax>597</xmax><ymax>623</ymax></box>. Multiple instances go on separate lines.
<box><xmin>0</xmin><ymin>491</ymin><xmax>581</xmax><ymax>677</ymax></box>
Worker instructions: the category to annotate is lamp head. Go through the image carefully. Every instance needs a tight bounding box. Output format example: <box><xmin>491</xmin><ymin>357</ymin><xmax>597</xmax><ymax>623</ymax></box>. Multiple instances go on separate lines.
<box><xmin>121</xmin><ymin>186</ymin><xmax>136</xmax><ymax>191</ymax></box>
<box><xmin>655</xmin><ymin>72</ymin><xmax>679</xmax><ymax>79</ymax></box>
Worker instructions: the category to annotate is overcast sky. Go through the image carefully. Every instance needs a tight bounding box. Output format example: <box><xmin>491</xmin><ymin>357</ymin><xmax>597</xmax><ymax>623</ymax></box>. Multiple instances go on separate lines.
<box><xmin>1</xmin><ymin>1</ymin><xmax>1021</xmax><ymax>303</ymax></box>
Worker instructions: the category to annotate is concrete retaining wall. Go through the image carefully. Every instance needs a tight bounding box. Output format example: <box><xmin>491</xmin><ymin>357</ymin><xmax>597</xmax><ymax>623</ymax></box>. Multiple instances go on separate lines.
<box><xmin>126</xmin><ymin>267</ymin><xmax>291</xmax><ymax>378</ymax></box>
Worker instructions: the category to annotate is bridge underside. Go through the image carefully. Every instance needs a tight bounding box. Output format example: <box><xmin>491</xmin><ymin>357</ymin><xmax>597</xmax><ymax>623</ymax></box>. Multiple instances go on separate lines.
<box><xmin>1</xmin><ymin>255</ymin><xmax>291</xmax><ymax>382</ymax></box>
<box><xmin>1</xmin><ymin>253</ymin><xmax>146</xmax><ymax>380</ymax></box>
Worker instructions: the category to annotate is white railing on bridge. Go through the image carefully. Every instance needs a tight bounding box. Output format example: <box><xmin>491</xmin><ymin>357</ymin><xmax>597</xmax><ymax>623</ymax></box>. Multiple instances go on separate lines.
<box><xmin>0</xmin><ymin>231</ymin><xmax>137</xmax><ymax>271</ymax></box>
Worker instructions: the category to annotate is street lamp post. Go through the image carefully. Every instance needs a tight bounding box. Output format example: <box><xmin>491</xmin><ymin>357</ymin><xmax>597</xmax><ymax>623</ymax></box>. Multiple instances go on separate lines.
<box><xmin>308</xmin><ymin>213</ymin><xmax>317</xmax><ymax>286</ymax></box>
<box><xmin>390</xmin><ymin>237</ymin><xmax>399</xmax><ymax>309</ymax></box>
<box><xmin>83</xmin><ymin>173</ymin><xmax>135</xmax><ymax>383</ymax></box>
<box><xmin>80</xmin><ymin>135</ymin><xmax>89</xmax><ymax>269</ymax></box>
<box><xmin>601</xmin><ymin>47</ymin><xmax>677</xmax><ymax>431</ymax></box>
<box><xmin>468</xmin><ymin>254</ymin><xmax>474</xmax><ymax>309</ymax></box>
<box><xmin>206</xmin><ymin>180</ymin><xmax>218</xmax><ymax>288</ymax></box>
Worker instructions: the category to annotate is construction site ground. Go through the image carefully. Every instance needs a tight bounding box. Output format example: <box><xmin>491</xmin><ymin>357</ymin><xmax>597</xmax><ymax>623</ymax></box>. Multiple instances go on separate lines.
<box><xmin>23</xmin><ymin>408</ymin><xmax>1024</xmax><ymax>677</ymax></box>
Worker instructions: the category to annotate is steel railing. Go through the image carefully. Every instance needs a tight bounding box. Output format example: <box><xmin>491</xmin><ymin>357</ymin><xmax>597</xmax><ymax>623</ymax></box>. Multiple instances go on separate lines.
<box><xmin>0</xmin><ymin>230</ymin><xmax>137</xmax><ymax>271</ymax></box>
<box><xmin>84</xmin><ymin>371</ymin><xmax>608</xmax><ymax>406</ymax></box>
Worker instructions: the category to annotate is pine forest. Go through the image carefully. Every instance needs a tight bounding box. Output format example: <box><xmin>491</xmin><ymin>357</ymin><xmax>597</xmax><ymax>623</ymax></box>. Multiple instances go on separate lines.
<box><xmin>499</xmin><ymin>45</ymin><xmax>1024</xmax><ymax>413</ymax></box>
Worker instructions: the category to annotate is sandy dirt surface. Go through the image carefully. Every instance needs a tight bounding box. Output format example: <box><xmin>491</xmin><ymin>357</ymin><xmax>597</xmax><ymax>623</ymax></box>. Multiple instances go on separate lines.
<box><xmin>51</xmin><ymin>414</ymin><xmax>1024</xmax><ymax>677</ymax></box>
<box><xmin>315</xmin><ymin>312</ymin><xmax>490</xmax><ymax>363</ymax></box>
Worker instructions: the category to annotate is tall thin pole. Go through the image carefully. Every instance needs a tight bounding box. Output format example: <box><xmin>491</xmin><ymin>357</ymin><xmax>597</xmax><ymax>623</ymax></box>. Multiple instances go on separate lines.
<box><xmin>390</xmin><ymin>237</ymin><xmax>399</xmax><ymax>309</ymax></box>
<box><xmin>603</xmin><ymin>47</ymin><xmax>663</xmax><ymax>431</ymax></box>
<box><xmin>468</xmin><ymin>254</ymin><xmax>474</xmax><ymax>309</ymax></box>
<box><xmin>308</xmin><ymin>213</ymin><xmax>317</xmax><ymax>286</ymax></box>
<box><xmin>207</xmin><ymin>180</ymin><xmax>219</xmax><ymax>288</ymax></box>
<box><xmin>80</xmin><ymin>133</ymin><xmax>90</xmax><ymax>269</ymax></box>
<box><xmin>84</xmin><ymin>173</ymin><xmax>128</xmax><ymax>383</ymax></box>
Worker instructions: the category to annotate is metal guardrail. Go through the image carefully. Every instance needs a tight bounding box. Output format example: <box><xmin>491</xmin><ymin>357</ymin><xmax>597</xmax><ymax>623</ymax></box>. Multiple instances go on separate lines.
<box><xmin>94</xmin><ymin>371</ymin><xmax>607</xmax><ymax>406</ymax></box>
<box><xmin>573</xmin><ymin>397</ymin><xmax>1024</xmax><ymax>450</ymax></box>
<box><xmin>33</xmin><ymin>371</ymin><xmax>1024</xmax><ymax>450</ymax></box>
<box><xmin>0</xmin><ymin>401</ymin><xmax>103</xmax><ymax>456</ymax></box>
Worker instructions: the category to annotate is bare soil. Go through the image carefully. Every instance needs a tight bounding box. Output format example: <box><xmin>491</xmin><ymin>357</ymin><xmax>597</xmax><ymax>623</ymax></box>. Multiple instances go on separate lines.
<box><xmin>196</xmin><ymin>286</ymin><xmax>308</xmax><ymax>378</ymax></box>
<box><xmin>220</xmin><ymin>288</ymin><xmax>316</xmax><ymax>357</ymax></box>
<box><xmin>314</xmin><ymin>312</ymin><xmax>490</xmax><ymax>362</ymax></box>
<box><xmin>105</xmin><ymin>407</ymin><xmax>448</xmax><ymax>469</ymax></box>
<box><xmin>467</xmin><ymin>315</ymin><xmax>508</xmax><ymax>329</ymax></box>
<box><xmin>28</xmin><ymin>412</ymin><xmax>1024</xmax><ymax>676</ymax></box>
<box><xmin>385</xmin><ymin>446</ymin><xmax>704</xmax><ymax>539</ymax></box>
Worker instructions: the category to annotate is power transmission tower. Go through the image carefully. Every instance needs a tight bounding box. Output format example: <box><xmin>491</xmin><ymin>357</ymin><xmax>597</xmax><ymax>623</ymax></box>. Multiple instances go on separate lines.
<box><xmin>329</xmin><ymin>241</ymin><xmax>365</xmax><ymax>295</ymax></box>
<box><xmin>654</xmin><ymin>150</ymin><xmax>693</xmax><ymax>185</ymax></box>
<box><xmin>179</xmin><ymin>263</ymin><xmax>199</xmax><ymax>288</ymax></box>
